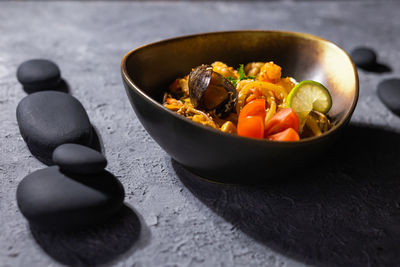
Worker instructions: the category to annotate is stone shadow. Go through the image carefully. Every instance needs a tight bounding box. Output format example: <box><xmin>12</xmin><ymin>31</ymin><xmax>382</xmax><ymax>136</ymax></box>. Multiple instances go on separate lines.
<box><xmin>54</xmin><ymin>79</ymin><xmax>70</xmax><ymax>94</ymax></box>
<box><xmin>359</xmin><ymin>62</ymin><xmax>391</xmax><ymax>74</ymax></box>
<box><xmin>30</xmin><ymin>204</ymin><xmax>141</xmax><ymax>266</ymax></box>
<box><xmin>89</xmin><ymin>125</ymin><xmax>105</xmax><ymax>155</ymax></box>
<box><xmin>23</xmin><ymin>79</ymin><xmax>70</xmax><ymax>94</ymax></box>
<box><xmin>174</xmin><ymin>123</ymin><xmax>400</xmax><ymax>266</ymax></box>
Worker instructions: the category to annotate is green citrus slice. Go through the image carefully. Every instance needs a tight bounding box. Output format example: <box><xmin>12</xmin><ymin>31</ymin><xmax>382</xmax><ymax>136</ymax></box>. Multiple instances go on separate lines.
<box><xmin>286</xmin><ymin>80</ymin><xmax>332</xmax><ymax>125</ymax></box>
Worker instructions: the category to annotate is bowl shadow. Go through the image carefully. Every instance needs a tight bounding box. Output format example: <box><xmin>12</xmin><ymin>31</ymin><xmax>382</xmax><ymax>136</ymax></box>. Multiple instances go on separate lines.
<box><xmin>174</xmin><ymin>123</ymin><xmax>400</xmax><ymax>267</ymax></box>
<box><xmin>30</xmin><ymin>204</ymin><xmax>141</xmax><ymax>266</ymax></box>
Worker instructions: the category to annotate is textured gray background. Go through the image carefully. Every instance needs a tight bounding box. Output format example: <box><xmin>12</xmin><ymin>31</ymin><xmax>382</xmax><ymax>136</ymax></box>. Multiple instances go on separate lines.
<box><xmin>1</xmin><ymin>1</ymin><xmax>400</xmax><ymax>267</ymax></box>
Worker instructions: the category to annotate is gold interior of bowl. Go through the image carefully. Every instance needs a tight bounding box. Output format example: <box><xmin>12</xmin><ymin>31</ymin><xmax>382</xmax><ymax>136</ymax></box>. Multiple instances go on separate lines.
<box><xmin>122</xmin><ymin>30</ymin><xmax>358</xmax><ymax>138</ymax></box>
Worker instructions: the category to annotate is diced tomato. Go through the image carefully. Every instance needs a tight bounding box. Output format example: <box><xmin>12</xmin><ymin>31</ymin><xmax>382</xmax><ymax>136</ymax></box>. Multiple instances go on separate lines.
<box><xmin>267</xmin><ymin>128</ymin><xmax>300</xmax><ymax>142</ymax></box>
<box><xmin>264</xmin><ymin>108</ymin><xmax>300</xmax><ymax>136</ymax></box>
<box><xmin>239</xmin><ymin>99</ymin><xmax>266</xmax><ymax>121</ymax></box>
<box><xmin>237</xmin><ymin>116</ymin><xmax>264</xmax><ymax>139</ymax></box>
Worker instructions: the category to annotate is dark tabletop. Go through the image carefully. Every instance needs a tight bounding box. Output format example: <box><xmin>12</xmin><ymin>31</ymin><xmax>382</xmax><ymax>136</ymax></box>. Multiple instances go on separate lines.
<box><xmin>1</xmin><ymin>1</ymin><xmax>400</xmax><ymax>266</ymax></box>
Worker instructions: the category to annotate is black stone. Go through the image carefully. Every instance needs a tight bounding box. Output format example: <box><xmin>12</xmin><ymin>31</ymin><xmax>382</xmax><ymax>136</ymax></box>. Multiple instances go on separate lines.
<box><xmin>377</xmin><ymin>78</ymin><xmax>400</xmax><ymax>116</ymax></box>
<box><xmin>350</xmin><ymin>47</ymin><xmax>377</xmax><ymax>69</ymax></box>
<box><xmin>53</xmin><ymin>143</ymin><xmax>107</xmax><ymax>174</ymax></box>
<box><xmin>16</xmin><ymin>91</ymin><xmax>93</xmax><ymax>165</ymax></box>
<box><xmin>16</xmin><ymin>166</ymin><xmax>125</xmax><ymax>230</ymax></box>
<box><xmin>17</xmin><ymin>59</ymin><xmax>61</xmax><ymax>93</ymax></box>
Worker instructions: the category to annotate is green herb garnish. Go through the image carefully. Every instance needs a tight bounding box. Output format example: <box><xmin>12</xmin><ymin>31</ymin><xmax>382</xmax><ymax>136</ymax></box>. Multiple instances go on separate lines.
<box><xmin>227</xmin><ymin>64</ymin><xmax>255</xmax><ymax>87</ymax></box>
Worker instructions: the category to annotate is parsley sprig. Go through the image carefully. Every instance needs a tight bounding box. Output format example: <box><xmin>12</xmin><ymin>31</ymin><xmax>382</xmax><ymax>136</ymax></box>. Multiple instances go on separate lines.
<box><xmin>227</xmin><ymin>64</ymin><xmax>255</xmax><ymax>87</ymax></box>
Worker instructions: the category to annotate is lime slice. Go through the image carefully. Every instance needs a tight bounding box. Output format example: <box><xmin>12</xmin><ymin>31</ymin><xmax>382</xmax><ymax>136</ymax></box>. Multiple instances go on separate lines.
<box><xmin>286</xmin><ymin>80</ymin><xmax>332</xmax><ymax>124</ymax></box>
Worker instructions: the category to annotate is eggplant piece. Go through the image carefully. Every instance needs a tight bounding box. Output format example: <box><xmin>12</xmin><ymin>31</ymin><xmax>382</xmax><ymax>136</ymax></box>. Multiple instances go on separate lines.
<box><xmin>301</xmin><ymin>110</ymin><xmax>331</xmax><ymax>138</ymax></box>
<box><xmin>188</xmin><ymin>65</ymin><xmax>237</xmax><ymax>117</ymax></box>
<box><xmin>309</xmin><ymin>110</ymin><xmax>331</xmax><ymax>133</ymax></box>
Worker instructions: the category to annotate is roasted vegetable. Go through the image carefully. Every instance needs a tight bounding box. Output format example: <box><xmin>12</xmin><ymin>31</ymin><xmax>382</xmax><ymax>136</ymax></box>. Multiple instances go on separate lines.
<box><xmin>188</xmin><ymin>65</ymin><xmax>237</xmax><ymax>117</ymax></box>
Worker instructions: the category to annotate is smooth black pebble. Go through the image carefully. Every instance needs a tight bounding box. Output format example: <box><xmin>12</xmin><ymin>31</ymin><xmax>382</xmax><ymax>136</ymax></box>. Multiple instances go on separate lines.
<box><xmin>377</xmin><ymin>78</ymin><xmax>400</xmax><ymax>116</ymax></box>
<box><xmin>350</xmin><ymin>47</ymin><xmax>377</xmax><ymax>69</ymax></box>
<box><xmin>16</xmin><ymin>166</ymin><xmax>125</xmax><ymax>230</ymax></box>
<box><xmin>17</xmin><ymin>59</ymin><xmax>61</xmax><ymax>93</ymax></box>
<box><xmin>16</xmin><ymin>91</ymin><xmax>93</xmax><ymax>165</ymax></box>
<box><xmin>53</xmin><ymin>143</ymin><xmax>107</xmax><ymax>174</ymax></box>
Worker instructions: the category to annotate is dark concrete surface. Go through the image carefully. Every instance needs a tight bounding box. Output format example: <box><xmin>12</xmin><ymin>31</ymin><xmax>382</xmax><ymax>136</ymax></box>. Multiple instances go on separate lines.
<box><xmin>1</xmin><ymin>1</ymin><xmax>400</xmax><ymax>266</ymax></box>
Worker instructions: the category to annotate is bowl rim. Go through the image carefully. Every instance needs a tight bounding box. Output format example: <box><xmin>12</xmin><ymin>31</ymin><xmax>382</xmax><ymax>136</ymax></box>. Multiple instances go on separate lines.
<box><xmin>121</xmin><ymin>30</ymin><xmax>359</xmax><ymax>146</ymax></box>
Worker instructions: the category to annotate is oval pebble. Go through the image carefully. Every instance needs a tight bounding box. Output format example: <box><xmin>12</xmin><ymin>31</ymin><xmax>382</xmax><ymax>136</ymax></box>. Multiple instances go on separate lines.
<box><xmin>16</xmin><ymin>166</ymin><xmax>125</xmax><ymax>230</ymax></box>
<box><xmin>53</xmin><ymin>143</ymin><xmax>107</xmax><ymax>174</ymax></box>
<box><xmin>377</xmin><ymin>78</ymin><xmax>400</xmax><ymax>116</ymax></box>
<box><xmin>16</xmin><ymin>91</ymin><xmax>93</xmax><ymax>165</ymax></box>
<box><xmin>350</xmin><ymin>47</ymin><xmax>377</xmax><ymax>69</ymax></box>
<box><xmin>17</xmin><ymin>59</ymin><xmax>61</xmax><ymax>93</ymax></box>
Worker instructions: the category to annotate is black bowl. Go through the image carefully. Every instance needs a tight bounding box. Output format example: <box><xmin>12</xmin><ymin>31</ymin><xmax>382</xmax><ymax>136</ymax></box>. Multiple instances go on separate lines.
<box><xmin>121</xmin><ymin>31</ymin><xmax>359</xmax><ymax>183</ymax></box>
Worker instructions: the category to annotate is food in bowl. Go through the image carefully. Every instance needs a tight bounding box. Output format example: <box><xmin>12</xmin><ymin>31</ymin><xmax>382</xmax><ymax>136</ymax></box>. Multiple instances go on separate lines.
<box><xmin>163</xmin><ymin>61</ymin><xmax>332</xmax><ymax>141</ymax></box>
<box><xmin>122</xmin><ymin>30</ymin><xmax>359</xmax><ymax>182</ymax></box>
